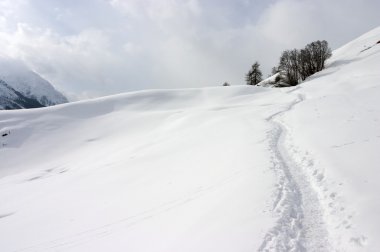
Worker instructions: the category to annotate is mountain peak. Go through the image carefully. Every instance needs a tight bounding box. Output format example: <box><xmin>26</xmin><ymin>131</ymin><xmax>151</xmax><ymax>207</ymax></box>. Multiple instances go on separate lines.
<box><xmin>0</xmin><ymin>57</ymin><xmax>68</xmax><ymax>110</ymax></box>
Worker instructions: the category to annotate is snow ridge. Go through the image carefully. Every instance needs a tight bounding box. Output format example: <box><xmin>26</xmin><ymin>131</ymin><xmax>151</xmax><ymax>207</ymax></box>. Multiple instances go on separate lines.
<box><xmin>259</xmin><ymin>92</ymin><xmax>330</xmax><ymax>251</ymax></box>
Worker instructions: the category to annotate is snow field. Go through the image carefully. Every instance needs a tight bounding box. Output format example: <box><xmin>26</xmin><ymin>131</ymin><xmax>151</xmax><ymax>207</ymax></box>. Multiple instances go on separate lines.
<box><xmin>1</xmin><ymin>26</ymin><xmax>380</xmax><ymax>251</ymax></box>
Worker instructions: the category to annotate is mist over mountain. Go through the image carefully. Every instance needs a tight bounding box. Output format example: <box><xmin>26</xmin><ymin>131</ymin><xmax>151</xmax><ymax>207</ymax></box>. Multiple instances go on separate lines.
<box><xmin>0</xmin><ymin>58</ymin><xmax>67</xmax><ymax>110</ymax></box>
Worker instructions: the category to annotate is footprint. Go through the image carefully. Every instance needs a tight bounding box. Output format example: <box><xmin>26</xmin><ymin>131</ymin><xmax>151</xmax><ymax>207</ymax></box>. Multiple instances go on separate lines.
<box><xmin>0</xmin><ymin>212</ymin><xmax>14</xmax><ymax>219</ymax></box>
<box><xmin>27</xmin><ymin>176</ymin><xmax>43</xmax><ymax>181</ymax></box>
<box><xmin>350</xmin><ymin>236</ymin><xmax>368</xmax><ymax>247</ymax></box>
<box><xmin>316</xmin><ymin>174</ymin><xmax>324</xmax><ymax>181</ymax></box>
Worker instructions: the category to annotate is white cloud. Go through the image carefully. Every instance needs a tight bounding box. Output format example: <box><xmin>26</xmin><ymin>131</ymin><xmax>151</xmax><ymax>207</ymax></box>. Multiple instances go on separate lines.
<box><xmin>109</xmin><ymin>0</ymin><xmax>201</xmax><ymax>20</ymax></box>
<box><xmin>123</xmin><ymin>42</ymin><xmax>142</xmax><ymax>54</ymax></box>
<box><xmin>0</xmin><ymin>24</ymin><xmax>125</xmax><ymax>95</ymax></box>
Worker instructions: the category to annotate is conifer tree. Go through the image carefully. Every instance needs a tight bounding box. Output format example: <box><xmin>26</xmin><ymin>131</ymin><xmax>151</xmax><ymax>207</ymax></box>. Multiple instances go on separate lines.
<box><xmin>246</xmin><ymin>61</ymin><xmax>263</xmax><ymax>85</ymax></box>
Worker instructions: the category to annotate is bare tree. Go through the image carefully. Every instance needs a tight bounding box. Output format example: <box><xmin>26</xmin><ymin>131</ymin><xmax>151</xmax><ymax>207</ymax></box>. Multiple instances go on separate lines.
<box><xmin>277</xmin><ymin>40</ymin><xmax>331</xmax><ymax>86</ymax></box>
<box><xmin>298</xmin><ymin>48</ymin><xmax>312</xmax><ymax>81</ymax></box>
<box><xmin>278</xmin><ymin>49</ymin><xmax>299</xmax><ymax>86</ymax></box>
<box><xmin>304</xmin><ymin>40</ymin><xmax>332</xmax><ymax>73</ymax></box>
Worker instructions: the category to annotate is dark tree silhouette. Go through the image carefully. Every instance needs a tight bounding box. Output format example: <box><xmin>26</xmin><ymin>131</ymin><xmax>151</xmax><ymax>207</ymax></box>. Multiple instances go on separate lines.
<box><xmin>246</xmin><ymin>61</ymin><xmax>263</xmax><ymax>85</ymax></box>
<box><xmin>277</xmin><ymin>40</ymin><xmax>331</xmax><ymax>86</ymax></box>
<box><xmin>278</xmin><ymin>49</ymin><xmax>300</xmax><ymax>86</ymax></box>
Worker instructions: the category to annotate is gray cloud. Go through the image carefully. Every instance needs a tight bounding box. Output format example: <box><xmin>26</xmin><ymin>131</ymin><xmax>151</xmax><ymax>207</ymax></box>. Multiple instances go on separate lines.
<box><xmin>0</xmin><ymin>0</ymin><xmax>379</xmax><ymax>100</ymax></box>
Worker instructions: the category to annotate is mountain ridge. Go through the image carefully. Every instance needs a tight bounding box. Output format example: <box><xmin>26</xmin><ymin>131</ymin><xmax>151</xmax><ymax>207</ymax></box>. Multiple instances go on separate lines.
<box><xmin>0</xmin><ymin>58</ymin><xmax>68</xmax><ymax>110</ymax></box>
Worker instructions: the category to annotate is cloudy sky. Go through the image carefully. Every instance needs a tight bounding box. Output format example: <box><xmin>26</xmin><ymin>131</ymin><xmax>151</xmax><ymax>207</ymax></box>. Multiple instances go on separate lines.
<box><xmin>0</xmin><ymin>0</ymin><xmax>379</xmax><ymax>99</ymax></box>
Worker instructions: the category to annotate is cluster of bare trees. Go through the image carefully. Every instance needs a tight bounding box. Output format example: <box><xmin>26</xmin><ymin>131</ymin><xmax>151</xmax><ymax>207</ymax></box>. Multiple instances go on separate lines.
<box><xmin>243</xmin><ymin>40</ymin><xmax>331</xmax><ymax>87</ymax></box>
<box><xmin>278</xmin><ymin>40</ymin><xmax>332</xmax><ymax>86</ymax></box>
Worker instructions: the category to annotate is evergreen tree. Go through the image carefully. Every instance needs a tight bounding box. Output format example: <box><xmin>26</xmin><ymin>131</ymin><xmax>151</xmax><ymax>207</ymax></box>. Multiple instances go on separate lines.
<box><xmin>246</xmin><ymin>61</ymin><xmax>263</xmax><ymax>85</ymax></box>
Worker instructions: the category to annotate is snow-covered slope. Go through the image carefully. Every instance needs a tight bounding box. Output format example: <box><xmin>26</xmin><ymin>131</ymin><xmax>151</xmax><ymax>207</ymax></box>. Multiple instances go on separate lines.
<box><xmin>0</xmin><ymin>58</ymin><xmax>68</xmax><ymax>109</ymax></box>
<box><xmin>0</xmin><ymin>79</ymin><xmax>46</xmax><ymax>109</ymax></box>
<box><xmin>0</xmin><ymin>79</ymin><xmax>24</xmax><ymax>108</ymax></box>
<box><xmin>282</xmin><ymin>26</ymin><xmax>380</xmax><ymax>250</ymax></box>
<box><xmin>0</xmin><ymin>86</ymin><xmax>295</xmax><ymax>252</ymax></box>
<box><xmin>0</xmin><ymin>27</ymin><xmax>379</xmax><ymax>251</ymax></box>
<box><xmin>257</xmin><ymin>72</ymin><xmax>282</xmax><ymax>87</ymax></box>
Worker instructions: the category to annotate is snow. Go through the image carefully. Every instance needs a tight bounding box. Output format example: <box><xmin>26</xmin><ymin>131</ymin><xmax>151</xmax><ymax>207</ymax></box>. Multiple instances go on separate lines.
<box><xmin>282</xmin><ymin>26</ymin><xmax>380</xmax><ymax>250</ymax></box>
<box><xmin>0</xmin><ymin>86</ymin><xmax>292</xmax><ymax>251</ymax></box>
<box><xmin>0</xmin><ymin>27</ymin><xmax>380</xmax><ymax>251</ymax></box>
<box><xmin>0</xmin><ymin>80</ymin><xmax>18</xmax><ymax>100</ymax></box>
<box><xmin>257</xmin><ymin>72</ymin><xmax>280</xmax><ymax>87</ymax></box>
<box><xmin>0</xmin><ymin>57</ymin><xmax>68</xmax><ymax>107</ymax></box>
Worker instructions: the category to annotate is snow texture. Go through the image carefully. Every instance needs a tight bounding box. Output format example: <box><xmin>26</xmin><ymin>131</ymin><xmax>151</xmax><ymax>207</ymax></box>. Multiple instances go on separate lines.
<box><xmin>0</xmin><ymin>27</ymin><xmax>380</xmax><ymax>251</ymax></box>
<box><xmin>257</xmin><ymin>73</ymin><xmax>280</xmax><ymax>87</ymax></box>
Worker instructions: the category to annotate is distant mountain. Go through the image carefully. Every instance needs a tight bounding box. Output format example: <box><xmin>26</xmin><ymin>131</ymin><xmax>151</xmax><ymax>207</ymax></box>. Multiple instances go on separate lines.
<box><xmin>0</xmin><ymin>58</ymin><xmax>68</xmax><ymax>110</ymax></box>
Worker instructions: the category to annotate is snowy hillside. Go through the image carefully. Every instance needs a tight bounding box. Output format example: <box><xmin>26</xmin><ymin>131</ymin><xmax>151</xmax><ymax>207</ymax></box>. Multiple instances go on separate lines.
<box><xmin>0</xmin><ymin>27</ymin><xmax>379</xmax><ymax>251</ymax></box>
<box><xmin>0</xmin><ymin>58</ymin><xmax>68</xmax><ymax>109</ymax></box>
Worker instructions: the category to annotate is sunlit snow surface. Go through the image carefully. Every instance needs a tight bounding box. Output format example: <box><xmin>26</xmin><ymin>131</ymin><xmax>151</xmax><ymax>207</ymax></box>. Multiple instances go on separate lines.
<box><xmin>1</xmin><ymin>27</ymin><xmax>380</xmax><ymax>251</ymax></box>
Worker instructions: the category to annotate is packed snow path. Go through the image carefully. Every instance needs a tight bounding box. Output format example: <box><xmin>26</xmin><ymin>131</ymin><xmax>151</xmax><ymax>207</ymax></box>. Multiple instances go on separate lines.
<box><xmin>260</xmin><ymin>92</ymin><xmax>330</xmax><ymax>251</ymax></box>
